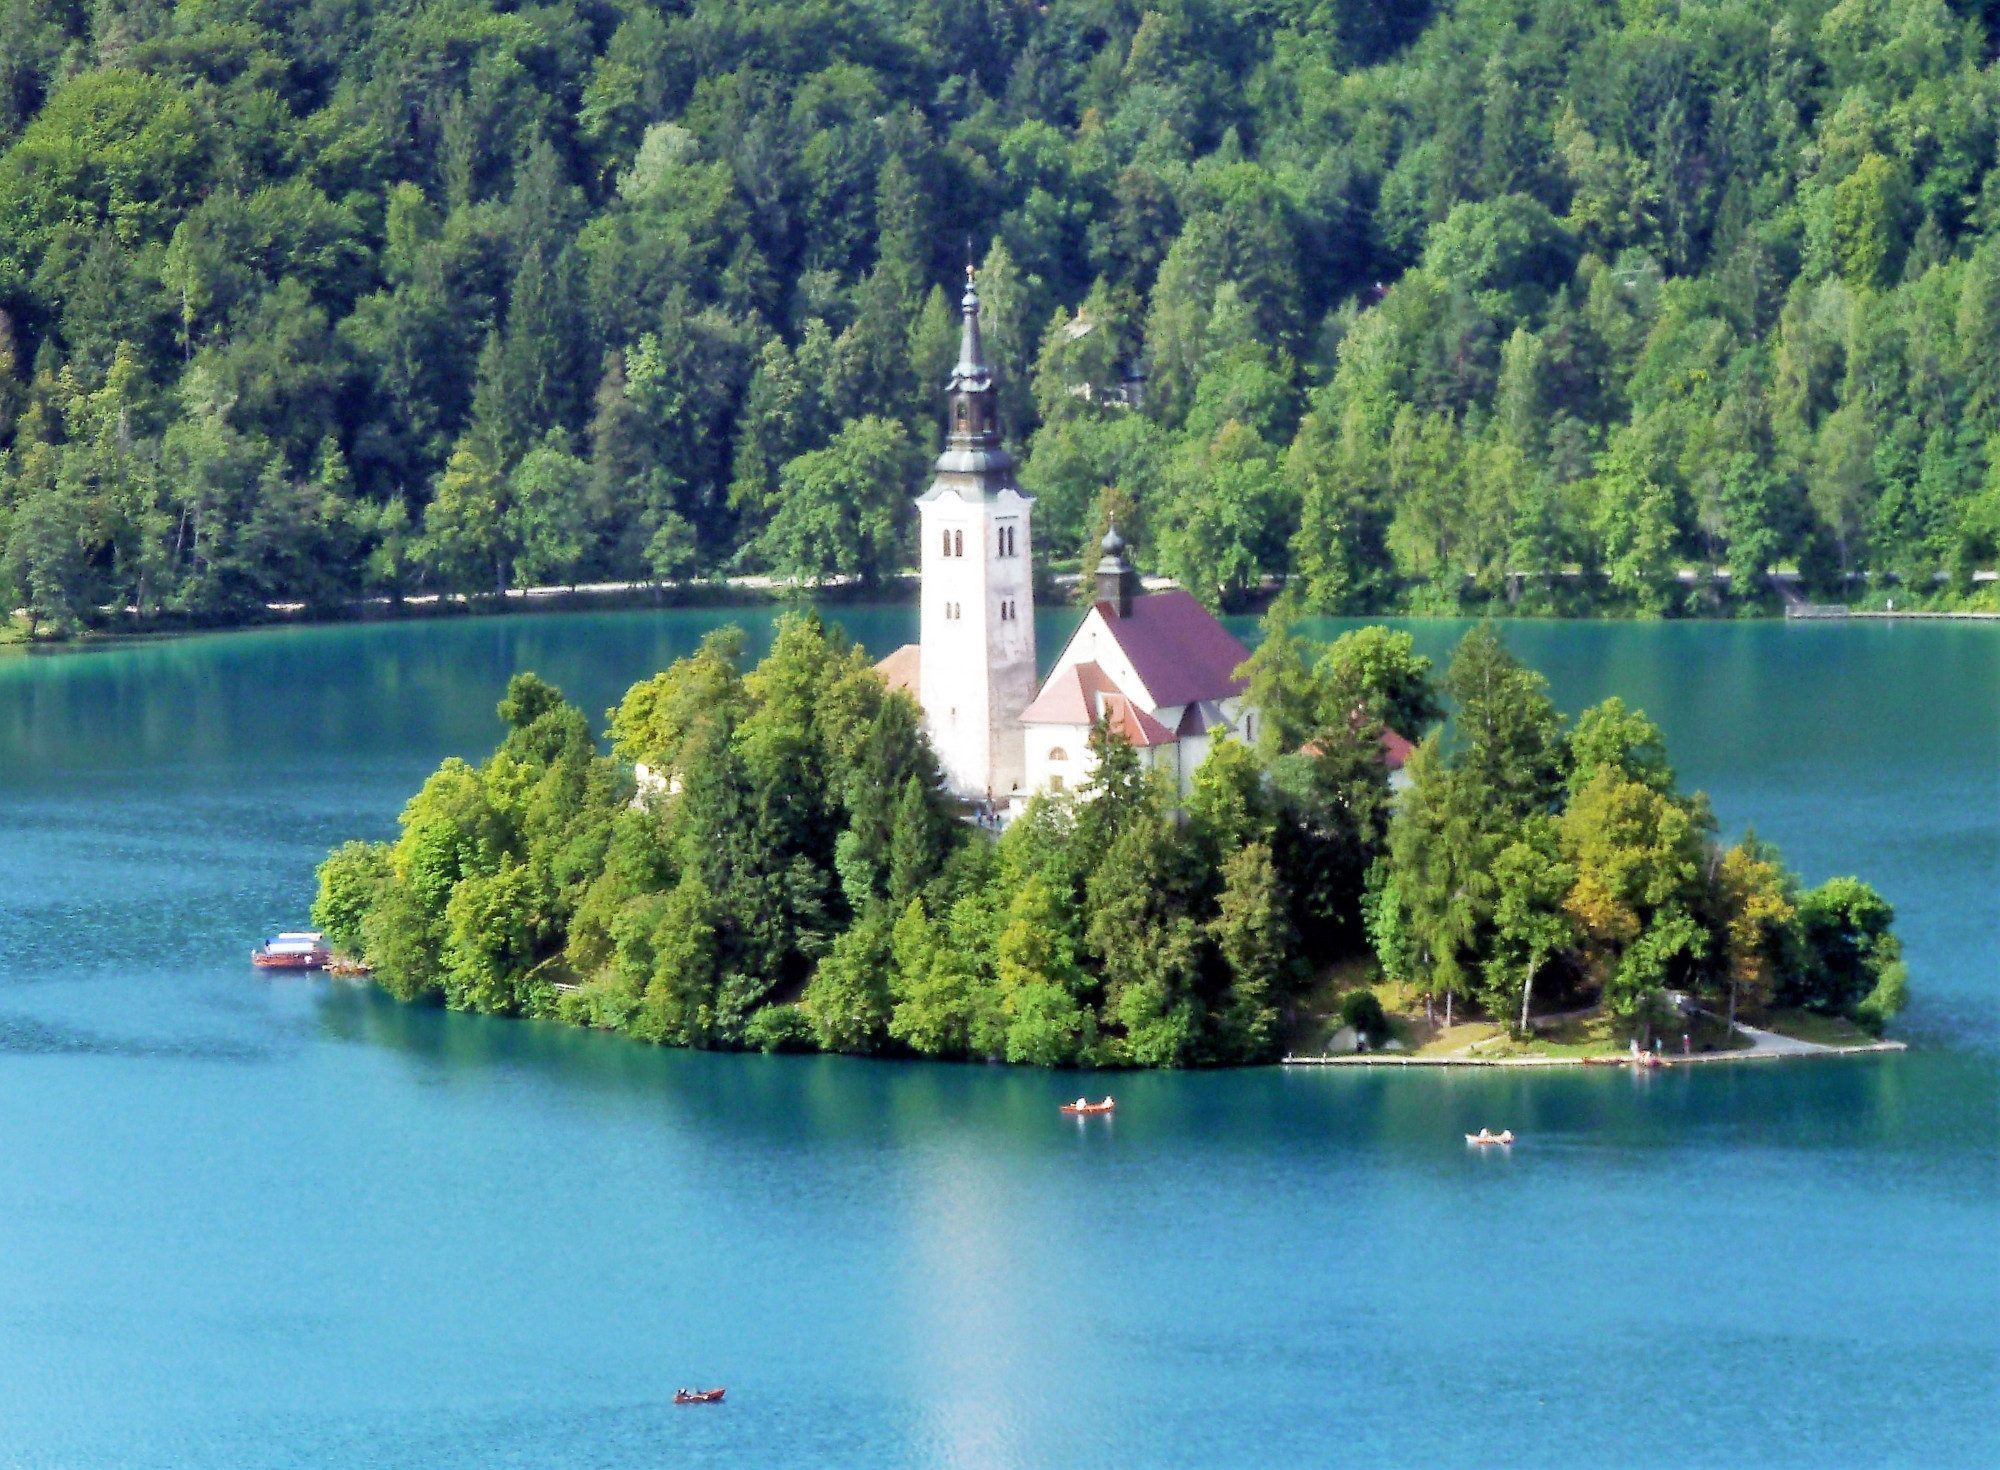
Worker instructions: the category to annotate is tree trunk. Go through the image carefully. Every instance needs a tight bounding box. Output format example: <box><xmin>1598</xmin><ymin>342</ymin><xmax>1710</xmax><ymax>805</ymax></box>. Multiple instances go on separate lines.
<box><xmin>1445</xmin><ymin>989</ymin><xmax>1453</xmax><ymax>1030</ymax></box>
<box><xmin>1727</xmin><ymin>975</ymin><xmax>1738</xmax><ymax>1035</ymax></box>
<box><xmin>1519</xmin><ymin>958</ymin><xmax>1538</xmax><ymax>1036</ymax></box>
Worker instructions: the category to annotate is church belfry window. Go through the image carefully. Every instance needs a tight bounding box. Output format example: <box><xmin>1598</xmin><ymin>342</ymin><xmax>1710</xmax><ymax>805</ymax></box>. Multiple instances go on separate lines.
<box><xmin>954</xmin><ymin>529</ymin><xmax>963</xmax><ymax>557</ymax></box>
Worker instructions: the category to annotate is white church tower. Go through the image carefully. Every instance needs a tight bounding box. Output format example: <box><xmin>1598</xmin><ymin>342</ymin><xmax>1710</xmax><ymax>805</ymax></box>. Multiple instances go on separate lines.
<box><xmin>914</xmin><ymin>268</ymin><xmax>1036</xmax><ymax>804</ymax></box>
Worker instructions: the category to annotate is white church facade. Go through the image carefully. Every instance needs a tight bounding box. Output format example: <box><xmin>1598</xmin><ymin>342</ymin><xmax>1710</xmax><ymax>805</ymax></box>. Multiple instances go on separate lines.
<box><xmin>876</xmin><ymin>270</ymin><xmax>1254</xmax><ymax>811</ymax></box>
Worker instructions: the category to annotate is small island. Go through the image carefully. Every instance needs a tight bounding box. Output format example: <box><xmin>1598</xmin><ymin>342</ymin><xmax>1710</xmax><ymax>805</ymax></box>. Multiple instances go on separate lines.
<box><xmin>313</xmin><ymin>610</ymin><xmax>1907</xmax><ymax>1069</ymax></box>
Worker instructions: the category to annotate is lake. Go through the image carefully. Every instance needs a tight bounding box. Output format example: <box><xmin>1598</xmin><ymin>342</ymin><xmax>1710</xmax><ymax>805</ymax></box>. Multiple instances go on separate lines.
<box><xmin>0</xmin><ymin>607</ymin><xmax>1993</xmax><ymax>1468</ymax></box>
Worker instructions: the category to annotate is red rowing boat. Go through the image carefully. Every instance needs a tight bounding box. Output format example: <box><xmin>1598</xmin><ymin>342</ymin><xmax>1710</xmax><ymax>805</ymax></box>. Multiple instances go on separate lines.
<box><xmin>674</xmin><ymin>1388</ymin><xmax>725</xmax><ymax>1405</ymax></box>
<box><xmin>1060</xmin><ymin>1097</ymin><xmax>1115</xmax><ymax>1115</ymax></box>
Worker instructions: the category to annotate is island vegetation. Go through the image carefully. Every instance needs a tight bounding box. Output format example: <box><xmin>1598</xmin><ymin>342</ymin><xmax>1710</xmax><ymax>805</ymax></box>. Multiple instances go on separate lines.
<box><xmin>313</xmin><ymin>612</ymin><xmax>1907</xmax><ymax>1065</ymax></box>
<box><xmin>4</xmin><ymin>0</ymin><xmax>2000</xmax><ymax>640</ymax></box>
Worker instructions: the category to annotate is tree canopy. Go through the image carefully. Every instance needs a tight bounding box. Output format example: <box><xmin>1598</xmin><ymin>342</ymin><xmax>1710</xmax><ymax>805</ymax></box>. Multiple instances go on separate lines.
<box><xmin>6</xmin><ymin>0</ymin><xmax>1997</xmax><ymax>633</ymax></box>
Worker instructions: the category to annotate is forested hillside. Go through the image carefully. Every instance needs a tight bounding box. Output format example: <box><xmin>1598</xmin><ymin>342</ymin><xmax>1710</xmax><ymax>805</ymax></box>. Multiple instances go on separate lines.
<box><xmin>2</xmin><ymin>0</ymin><xmax>1997</xmax><ymax>631</ymax></box>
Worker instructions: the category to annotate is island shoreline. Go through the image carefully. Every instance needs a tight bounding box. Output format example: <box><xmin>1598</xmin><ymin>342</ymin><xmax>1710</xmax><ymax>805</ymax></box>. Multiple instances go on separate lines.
<box><xmin>1282</xmin><ymin>1040</ymin><xmax>1908</xmax><ymax>1067</ymax></box>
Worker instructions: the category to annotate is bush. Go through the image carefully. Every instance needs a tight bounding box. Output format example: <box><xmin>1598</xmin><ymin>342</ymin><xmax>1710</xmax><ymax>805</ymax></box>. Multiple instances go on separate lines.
<box><xmin>1340</xmin><ymin>988</ymin><xmax>1388</xmax><ymax>1039</ymax></box>
<box><xmin>744</xmin><ymin>1004</ymin><xmax>818</xmax><ymax>1054</ymax></box>
<box><xmin>1853</xmin><ymin>961</ymin><xmax>1908</xmax><ymax>1036</ymax></box>
<box><xmin>311</xmin><ymin>840</ymin><xmax>390</xmax><ymax>956</ymax></box>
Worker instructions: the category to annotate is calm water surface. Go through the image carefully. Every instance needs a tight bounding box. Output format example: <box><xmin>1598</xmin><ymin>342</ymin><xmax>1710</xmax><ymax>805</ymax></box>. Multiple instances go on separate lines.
<box><xmin>0</xmin><ymin>608</ymin><xmax>1993</xmax><ymax>1468</ymax></box>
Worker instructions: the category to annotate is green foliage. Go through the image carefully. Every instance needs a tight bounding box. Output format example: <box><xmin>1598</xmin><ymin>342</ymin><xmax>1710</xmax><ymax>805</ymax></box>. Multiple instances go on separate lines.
<box><xmin>1</xmin><ymin>0</ymin><xmax>1993</xmax><ymax>634</ymax></box>
<box><xmin>1208</xmin><ymin>842</ymin><xmax>1297</xmax><ymax>1062</ymax></box>
<box><xmin>312</xmin><ymin>841</ymin><xmax>391</xmax><ymax>958</ymax></box>
<box><xmin>804</xmin><ymin>906</ymin><xmax>895</xmax><ymax>1054</ymax></box>
<box><xmin>1789</xmin><ymin>877</ymin><xmax>1905</xmax><ymax>1018</ymax></box>
<box><xmin>1339</xmin><ymin>988</ymin><xmax>1387</xmax><ymax>1040</ymax></box>
<box><xmin>744</xmin><ymin>1005</ymin><xmax>818</xmax><ymax>1054</ymax></box>
<box><xmin>1442</xmin><ymin>625</ymin><xmax>1563</xmax><ymax>818</ymax></box>
<box><xmin>330</xmin><ymin>614</ymin><xmax>1499</xmax><ymax>1064</ymax></box>
<box><xmin>1238</xmin><ymin>599</ymin><xmax>1442</xmax><ymax>756</ymax></box>
<box><xmin>1373</xmin><ymin>624</ymin><xmax>1903</xmax><ymax>1038</ymax></box>
<box><xmin>759</xmin><ymin>415</ymin><xmax>922</xmax><ymax>589</ymax></box>
<box><xmin>1566</xmin><ymin>697</ymin><xmax>1675</xmax><ymax>800</ymax></box>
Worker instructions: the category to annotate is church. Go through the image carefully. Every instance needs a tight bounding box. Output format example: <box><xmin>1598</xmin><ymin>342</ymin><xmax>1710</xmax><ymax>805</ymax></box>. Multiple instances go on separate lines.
<box><xmin>875</xmin><ymin>270</ymin><xmax>1255</xmax><ymax>813</ymax></box>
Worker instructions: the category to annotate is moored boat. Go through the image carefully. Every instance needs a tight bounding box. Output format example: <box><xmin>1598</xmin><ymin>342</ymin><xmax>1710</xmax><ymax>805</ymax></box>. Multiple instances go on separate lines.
<box><xmin>1060</xmin><ymin>1096</ymin><xmax>1115</xmax><ymax>1115</ymax></box>
<box><xmin>674</xmin><ymin>1388</ymin><xmax>725</xmax><ymax>1404</ymax></box>
<box><xmin>252</xmin><ymin>932</ymin><xmax>331</xmax><ymax>969</ymax></box>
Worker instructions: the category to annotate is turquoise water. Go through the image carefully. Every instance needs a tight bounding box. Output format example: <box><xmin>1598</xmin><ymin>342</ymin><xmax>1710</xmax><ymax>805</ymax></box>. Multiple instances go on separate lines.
<box><xmin>0</xmin><ymin>609</ymin><xmax>1993</xmax><ymax>1467</ymax></box>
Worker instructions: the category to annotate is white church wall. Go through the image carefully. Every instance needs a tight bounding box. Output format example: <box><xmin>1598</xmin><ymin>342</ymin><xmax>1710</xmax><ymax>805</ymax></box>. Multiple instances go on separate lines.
<box><xmin>1023</xmin><ymin>722</ymin><xmax>1092</xmax><ymax>797</ymax></box>
<box><xmin>917</xmin><ymin>485</ymin><xmax>1036</xmax><ymax>803</ymax></box>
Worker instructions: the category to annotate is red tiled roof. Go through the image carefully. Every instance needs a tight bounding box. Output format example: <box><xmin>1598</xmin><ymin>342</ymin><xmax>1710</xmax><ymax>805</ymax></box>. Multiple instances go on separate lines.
<box><xmin>1020</xmin><ymin>663</ymin><xmax>1178</xmax><ymax>747</ymax></box>
<box><xmin>1301</xmin><ymin>726</ymin><xmax>1418</xmax><ymax>771</ymax></box>
<box><xmin>874</xmin><ymin>643</ymin><xmax>921</xmax><ymax>699</ymax></box>
<box><xmin>1020</xmin><ymin>661</ymin><xmax>1117</xmax><ymax>725</ymax></box>
<box><xmin>1379</xmin><ymin>727</ymin><xmax>1416</xmax><ymax>770</ymax></box>
<box><xmin>1095</xmin><ymin>591</ymin><xmax>1250</xmax><ymax>707</ymax></box>
<box><xmin>1102</xmin><ymin>692</ymin><xmax>1177</xmax><ymax>748</ymax></box>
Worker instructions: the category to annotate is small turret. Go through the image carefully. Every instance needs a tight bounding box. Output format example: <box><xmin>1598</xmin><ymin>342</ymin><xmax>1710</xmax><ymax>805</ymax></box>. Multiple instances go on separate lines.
<box><xmin>1096</xmin><ymin>521</ymin><xmax>1138</xmax><ymax>619</ymax></box>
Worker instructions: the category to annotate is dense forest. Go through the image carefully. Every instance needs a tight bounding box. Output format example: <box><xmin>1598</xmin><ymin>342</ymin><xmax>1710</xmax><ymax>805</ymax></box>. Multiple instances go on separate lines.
<box><xmin>313</xmin><ymin>614</ymin><xmax>1906</xmax><ymax>1064</ymax></box>
<box><xmin>2</xmin><ymin>0</ymin><xmax>1998</xmax><ymax>632</ymax></box>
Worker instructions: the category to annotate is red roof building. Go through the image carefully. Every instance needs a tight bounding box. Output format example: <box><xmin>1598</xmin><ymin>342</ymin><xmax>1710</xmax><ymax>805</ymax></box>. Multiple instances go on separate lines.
<box><xmin>1015</xmin><ymin>528</ymin><xmax>1258</xmax><ymax>802</ymax></box>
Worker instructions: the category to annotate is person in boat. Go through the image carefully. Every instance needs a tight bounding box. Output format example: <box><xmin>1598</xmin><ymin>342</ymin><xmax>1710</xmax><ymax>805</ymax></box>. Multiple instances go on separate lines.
<box><xmin>1102</xmin><ymin>1096</ymin><xmax>1113</xmax><ymax>1109</ymax></box>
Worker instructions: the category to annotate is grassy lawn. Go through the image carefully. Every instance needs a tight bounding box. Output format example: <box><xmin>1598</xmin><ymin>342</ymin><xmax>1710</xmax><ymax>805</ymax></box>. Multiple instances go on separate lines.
<box><xmin>1754</xmin><ymin>1008</ymin><xmax>1879</xmax><ymax>1048</ymax></box>
<box><xmin>1290</xmin><ymin>970</ymin><xmax>1763</xmax><ymax>1063</ymax></box>
<box><xmin>1411</xmin><ymin>1006</ymin><xmax>1747</xmax><ymax>1060</ymax></box>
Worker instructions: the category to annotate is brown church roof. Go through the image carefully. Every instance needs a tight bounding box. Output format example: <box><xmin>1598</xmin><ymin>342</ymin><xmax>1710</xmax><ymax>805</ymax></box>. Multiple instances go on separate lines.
<box><xmin>1020</xmin><ymin>662</ymin><xmax>1179</xmax><ymax>748</ymax></box>
<box><xmin>1101</xmin><ymin>692</ymin><xmax>1177</xmax><ymax>748</ymax></box>
<box><xmin>1095</xmin><ymin>591</ymin><xmax>1251</xmax><ymax>708</ymax></box>
<box><xmin>874</xmin><ymin>643</ymin><xmax>921</xmax><ymax>699</ymax></box>
<box><xmin>1020</xmin><ymin>661</ymin><xmax>1118</xmax><ymax>725</ymax></box>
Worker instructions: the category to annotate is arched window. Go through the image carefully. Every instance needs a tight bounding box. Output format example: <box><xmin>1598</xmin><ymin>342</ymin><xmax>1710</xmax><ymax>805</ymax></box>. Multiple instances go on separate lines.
<box><xmin>1048</xmin><ymin>747</ymin><xmax>1068</xmax><ymax>762</ymax></box>
<box><xmin>956</xmin><ymin>402</ymin><xmax>968</xmax><ymax>427</ymax></box>
<box><xmin>998</xmin><ymin>527</ymin><xmax>1006</xmax><ymax>557</ymax></box>
<box><xmin>953</xmin><ymin>529</ymin><xmax>963</xmax><ymax>557</ymax></box>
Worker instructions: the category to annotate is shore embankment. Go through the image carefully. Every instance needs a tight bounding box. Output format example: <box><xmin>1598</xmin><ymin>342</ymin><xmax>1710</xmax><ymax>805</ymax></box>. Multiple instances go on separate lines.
<box><xmin>1283</xmin><ymin>1036</ymin><xmax>1909</xmax><ymax>1068</ymax></box>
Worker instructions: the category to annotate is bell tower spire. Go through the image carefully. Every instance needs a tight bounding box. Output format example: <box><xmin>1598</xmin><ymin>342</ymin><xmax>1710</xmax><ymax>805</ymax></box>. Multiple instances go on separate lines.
<box><xmin>944</xmin><ymin>266</ymin><xmax>1004</xmax><ymax>458</ymax></box>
